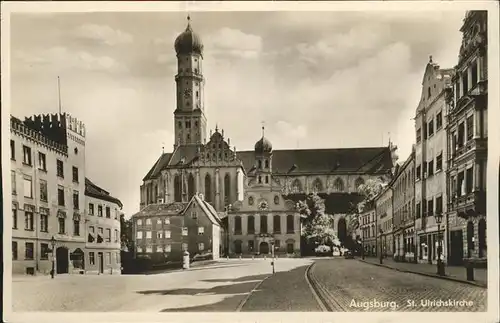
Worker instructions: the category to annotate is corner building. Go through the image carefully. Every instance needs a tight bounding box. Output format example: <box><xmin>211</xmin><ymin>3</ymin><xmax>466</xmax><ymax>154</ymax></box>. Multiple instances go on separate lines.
<box><xmin>85</xmin><ymin>178</ymin><xmax>123</xmax><ymax>274</ymax></box>
<box><xmin>139</xmin><ymin>17</ymin><xmax>397</xmax><ymax>258</ymax></box>
<box><xmin>10</xmin><ymin>113</ymin><xmax>123</xmax><ymax>275</ymax></box>
<box><xmin>10</xmin><ymin>114</ymin><xmax>86</xmax><ymax>275</ymax></box>
<box><xmin>445</xmin><ymin>11</ymin><xmax>488</xmax><ymax>265</ymax></box>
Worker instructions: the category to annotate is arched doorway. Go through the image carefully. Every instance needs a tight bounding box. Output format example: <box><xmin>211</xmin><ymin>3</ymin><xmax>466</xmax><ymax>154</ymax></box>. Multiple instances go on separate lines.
<box><xmin>259</xmin><ymin>242</ymin><xmax>269</xmax><ymax>255</ymax></box>
<box><xmin>70</xmin><ymin>248</ymin><xmax>85</xmax><ymax>270</ymax></box>
<box><xmin>338</xmin><ymin>217</ymin><xmax>347</xmax><ymax>245</ymax></box>
<box><xmin>56</xmin><ymin>247</ymin><xmax>69</xmax><ymax>274</ymax></box>
<box><xmin>467</xmin><ymin>221</ymin><xmax>475</xmax><ymax>258</ymax></box>
<box><xmin>478</xmin><ymin>219</ymin><xmax>486</xmax><ymax>258</ymax></box>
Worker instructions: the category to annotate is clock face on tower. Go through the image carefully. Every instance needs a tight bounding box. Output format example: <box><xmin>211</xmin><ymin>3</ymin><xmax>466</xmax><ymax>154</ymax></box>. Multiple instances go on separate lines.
<box><xmin>184</xmin><ymin>88</ymin><xmax>192</xmax><ymax>99</ymax></box>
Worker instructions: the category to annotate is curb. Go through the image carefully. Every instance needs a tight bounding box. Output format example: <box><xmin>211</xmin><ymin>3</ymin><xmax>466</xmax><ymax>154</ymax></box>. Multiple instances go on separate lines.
<box><xmin>236</xmin><ymin>275</ymin><xmax>271</xmax><ymax>312</ymax></box>
<box><xmin>358</xmin><ymin>259</ymin><xmax>487</xmax><ymax>289</ymax></box>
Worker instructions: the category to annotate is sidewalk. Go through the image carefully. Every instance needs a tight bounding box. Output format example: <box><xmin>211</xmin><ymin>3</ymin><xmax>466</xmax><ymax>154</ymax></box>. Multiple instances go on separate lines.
<box><xmin>359</xmin><ymin>257</ymin><xmax>487</xmax><ymax>288</ymax></box>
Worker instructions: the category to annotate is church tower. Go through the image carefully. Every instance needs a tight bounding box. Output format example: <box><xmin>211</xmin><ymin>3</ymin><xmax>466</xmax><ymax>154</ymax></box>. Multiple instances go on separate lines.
<box><xmin>173</xmin><ymin>16</ymin><xmax>207</xmax><ymax>147</ymax></box>
<box><xmin>254</xmin><ymin>126</ymin><xmax>273</xmax><ymax>186</ymax></box>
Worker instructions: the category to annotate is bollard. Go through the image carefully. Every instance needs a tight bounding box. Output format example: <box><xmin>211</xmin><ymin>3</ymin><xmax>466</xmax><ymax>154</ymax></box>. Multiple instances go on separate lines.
<box><xmin>466</xmin><ymin>262</ymin><xmax>474</xmax><ymax>281</ymax></box>
<box><xmin>183</xmin><ymin>251</ymin><xmax>190</xmax><ymax>270</ymax></box>
<box><xmin>239</xmin><ymin>255</ymin><xmax>242</xmax><ymax>260</ymax></box>
<box><xmin>252</xmin><ymin>255</ymin><xmax>254</xmax><ymax>260</ymax></box>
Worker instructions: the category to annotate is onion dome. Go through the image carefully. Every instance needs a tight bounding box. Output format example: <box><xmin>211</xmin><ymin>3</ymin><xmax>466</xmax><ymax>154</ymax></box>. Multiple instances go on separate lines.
<box><xmin>174</xmin><ymin>15</ymin><xmax>204</xmax><ymax>56</ymax></box>
<box><xmin>254</xmin><ymin>126</ymin><xmax>272</xmax><ymax>153</ymax></box>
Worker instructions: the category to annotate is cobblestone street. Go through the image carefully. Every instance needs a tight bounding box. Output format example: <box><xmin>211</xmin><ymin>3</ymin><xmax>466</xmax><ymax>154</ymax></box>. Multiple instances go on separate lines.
<box><xmin>11</xmin><ymin>257</ymin><xmax>488</xmax><ymax>313</ymax></box>
<box><xmin>309</xmin><ymin>259</ymin><xmax>487</xmax><ymax>312</ymax></box>
<box><xmin>11</xmin><ymin>258</ymin><xmax>312</xmax><ymax>312</ymax></box>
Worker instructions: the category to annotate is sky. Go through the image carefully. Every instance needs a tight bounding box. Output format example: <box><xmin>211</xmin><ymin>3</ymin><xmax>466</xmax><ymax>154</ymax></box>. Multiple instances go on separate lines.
<box><xmin>9</xmin><ymin>10</ymin><xmax>466</xmax><ymax>218</ymax></box>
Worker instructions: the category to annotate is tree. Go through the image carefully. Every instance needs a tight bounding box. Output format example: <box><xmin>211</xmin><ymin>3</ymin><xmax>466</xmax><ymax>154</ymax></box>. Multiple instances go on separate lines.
<box><xmin>120</xmin><ymin>213</ymin><xmax>134</xmax><ymax>252</ymax></box>
<box><xmin>347</xmin><ymin>178</ymin><xmax>385</xmax><ymax>235</ymax></box>
<box><xmin>299</xmin><ymin>193</ymin><xmax>340</xmax><ymax>247</ymax></box>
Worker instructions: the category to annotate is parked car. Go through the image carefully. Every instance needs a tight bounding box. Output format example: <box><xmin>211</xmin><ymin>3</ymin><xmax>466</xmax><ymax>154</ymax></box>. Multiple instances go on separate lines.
<box><xmin>315</xmin><ymin>245</ymin><xmax>331</xmax><ymax>257</ymax></box>
<box><xmin>344</xmin><ymin>250</ymin><xmax>354</xmax><ymax>259</ymax></box>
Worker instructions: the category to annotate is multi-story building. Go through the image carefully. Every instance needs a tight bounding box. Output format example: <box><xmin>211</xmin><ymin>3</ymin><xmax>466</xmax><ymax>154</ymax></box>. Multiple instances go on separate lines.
<box><xmin>375</xmin><ymin>185</ymin><xmax>393</xmax><ymax>257</ymax></box>
<box><xmin>10</xmin><ymin>113</ymin><xmax>86</xmax><ymax>275</ymax></box>
<box><xmin>359</xmin><ymin>200</ymin><xmax>377</xmax><ymax>256</ymax></box>
<box><xmin>391</xmin><ymin>149</ymin><xmax>416</xmax><ymax>262</ymax></box>
<box><xmin>132</xmin><ymin>194</ymin><xmax>223</xmax><ymax>262</ymax></box>
<box><xmin>446</xmin><ymin>11</ymin><xmax>488</xmax><ymax>265</ymax></box>
<box><xmin>227</xmin><ymin>140</ymin><xmax>301</xmax><ymax>257</ymax></box>
<box><xmin>85</xmin><ymin>178</ymin><xmax>123</xmax><ymax>274</ymax></box>
<box><xmin>414</xmin><ymin>57</ymin><xmax>453</xmax><ymax>264</ymax></box>
<box><xmin>139</xmin><ymin>16</ymin><xmax>397</xmax><ymax>257</ymax></box>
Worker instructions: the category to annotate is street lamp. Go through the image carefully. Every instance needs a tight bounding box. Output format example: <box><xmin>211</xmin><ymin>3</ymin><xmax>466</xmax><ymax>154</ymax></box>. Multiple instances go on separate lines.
<box><xmin>270</xmin><ymin>240</ymin><xmax>275</xmax><ymax>274</ymax></box>
<box><xmin>435</xmin><ymin>213</ymin><xmax>445</xmax><ymax>276</ymax></box>
<box><xmin>379</xmin><ymin>228</ymin><xmax>383</xmax><ymax>264</ymax></box>
<box><xmin>50</xmin><ymin>236</ymin><xmax>56</xmax><ymax>279</ymax></box>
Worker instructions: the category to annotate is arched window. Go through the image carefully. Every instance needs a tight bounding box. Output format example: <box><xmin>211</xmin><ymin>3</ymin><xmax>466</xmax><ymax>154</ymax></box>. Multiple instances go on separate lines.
<box><xmin>286</xmin><ymin>214</ymin><xmax>294</xmax><ymax>234</ymax></box>
<box><xmin>234</xmin><ymin>216</ymin><xmax>242</xmax><ymax>234</ymax></box>
<box><xmin>174</xmin><ymin>175</ymin><xmax>181</xmax><ymax>202</ymax></box>
<box><xmin>258</xmin><ymin>160</ymin><xmax>262</xmax><ymax>169</ymax></box>
<box><xmin>312</xmin><ymin>178</ymin><xmax>323</xmax><ymax>193</ymax></box>
<box><xmin>291</xmin><ymin>179</ymin><xmax>301</xmax><ymax>193</ymax></box>
<box><xmin>234</xmin><ymin>240</ymin><xmax>242</xmax><ymax>254</ymax></box>
<box><xmin>334</xmin><ymin>178</ymin><xmax>344</xmax><ymax>192</ymax></box>
<box><xmin>355</xmin><ymin>177</ymin><xmax>365</xmax><ymax>191</ymax></box>
<box><xmin>247</xmin><ymin>215</ymin><xmax>255</xmax><ymax>234</ymax></box>
<box><xmin>204</xmin><ymin>174</ymin><xmax>212</xmax><ymax>202</ymax></box>
<box><xmin>187</xmin><ymin>173</ymin><xmax>195</xmax><ymax>200</ymax></box>
<box><xmin>265</xmin><ymin>159</ymin><xmax>269</xmax><ymax>168</ymax></box>
<box><xmin>273</xmin><ymin>215</ymin><xmax>281</xmax><ymax>233</ymax></box>
<box><xmin>224</xmin><ymin>173</ymin><xmax>230</xmax><ymax>205</ymax></box>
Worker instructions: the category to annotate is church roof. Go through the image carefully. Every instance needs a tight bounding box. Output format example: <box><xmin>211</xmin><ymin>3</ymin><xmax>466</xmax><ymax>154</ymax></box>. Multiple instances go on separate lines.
<box><xmin>238</xmin><ymin>146</ymin><xmax>392</xmax><ymax>175</ymax></box>
<box><xmin>143</xmin><ymin>146</ymin><xmax>393</xmax><ymax>181</ymax></box>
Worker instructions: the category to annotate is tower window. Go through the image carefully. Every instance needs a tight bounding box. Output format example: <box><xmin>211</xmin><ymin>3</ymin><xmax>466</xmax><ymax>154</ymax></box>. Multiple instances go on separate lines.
<box><xmin>196</xmin><ymin>91</ymin><xmax>199</xmax><ymax>97</ymax></box>
<box><xmin>194</xmin><ymin>68</ymin><xmax>198</xmax><ymax>74</ymax></box>
<box><xmin>258</xmin><ymin>176</ymin><xmax>262</xmax><ymax>184</ymax></box>
<box><xmin>258</xmin><ymin>160</ymin><xmax>262</xmax><ymax>169</ymax></box>
<box><xmin>265</xmin><ymin>160</ymin><xmax>269</xmax><ymax>168</ymax></box>
<box><xmin>187</xmin><ymin>134</ymin><xmax>191</xmax><ymax>140</ymax></box>
<box><xmin>265</xmin><ymin>176</ymin><xmax>269</xmax><ymax>184</ymax></box>
<box><xmin>178</xmin><ymin>121</ymin><xmax>182</xmax><ymax>128</ymax></box>
<box><xmin>186</xmin><ymin>121</ymin><xmax>191</xmax><ymax>128</ymax></box>
<box><xmin>195</xmin><ymin>121</ymin><xmax>198</xmax><ymax>127</ymax></box>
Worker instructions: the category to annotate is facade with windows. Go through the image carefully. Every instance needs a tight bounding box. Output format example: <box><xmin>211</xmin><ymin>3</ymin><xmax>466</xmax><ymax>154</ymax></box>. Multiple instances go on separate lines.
<box><xmin>10</xmin><ymin>113</ymin><xmax>87</xmax><ymax>275</ymax></box>
<box><xmin>227</xmin><ymin>164</ymin><xmax>302</xmax><ymax>257</ymax></box>
<box><xmin>85</xmin><ymin>178</ymin><xmax>123</xmax><ymax>274</ymax></box>
<box><xmin>390</xmin><ymin>149</ymin><xmax>416</xmax><ymax>262</ymax></box>
<box><xmin>132</xmin><ymin>194</ymin><xmax>223</xmax><ymax>262</ymax></box>
<box><xmin>138</xmin><ymin>17</ymin><xmax>398</xmax><ymax>255</ymax></box>
<box><xmin>375</xmin><ymin>185</ymin><xmax>393</xmax><ymax>258</ymax></box>
<box><xmin>445</xmin><ymin>11</ymin><xmax>488</xmax><ymax>265</ymax></box>
<box><xmin>414</xmin><ymin>57</ymin><xmax>452</xmax><ymax>265</ymax></box>
<box><xmin>359</xmin><ymin>201</ymin><xmax>377</xmax><ymax>257</ymax></box>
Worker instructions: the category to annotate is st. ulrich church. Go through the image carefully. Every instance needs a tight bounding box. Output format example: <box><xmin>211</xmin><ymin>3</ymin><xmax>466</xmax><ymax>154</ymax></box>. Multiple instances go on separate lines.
<box><xmin>135</xmin><ymin>17</ymin><xmax>397</xmax><ymax>258</ymax></box>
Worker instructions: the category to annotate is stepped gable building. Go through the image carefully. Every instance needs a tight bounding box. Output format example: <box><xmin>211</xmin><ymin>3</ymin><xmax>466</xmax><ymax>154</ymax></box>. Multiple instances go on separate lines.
<box><xmin>85</xmin><ymin>178</ymin><xmax>123</xmax><ymax>275</ymax></box>
<box><xmin>445</xmin><ymin>11</ymin><xmax>487</xmax><ymax>265</ymax></box>
<box><xmin>414</xmin><ymin>57</ymin><xmax>453</xmax><ymax>265</ymax></box>
<box><xmin>139</xmin><ymin>16</ymin><xmax>397</xmax><ymax>257</ymax></box>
